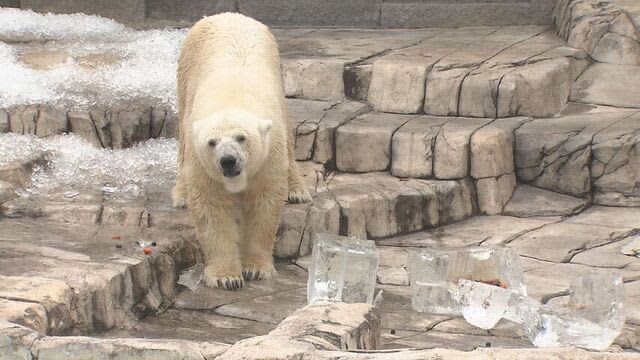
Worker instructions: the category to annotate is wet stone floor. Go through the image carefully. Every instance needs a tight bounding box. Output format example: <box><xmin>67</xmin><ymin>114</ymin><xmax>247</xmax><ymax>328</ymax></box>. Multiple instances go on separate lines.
<box><xmin>1</xmin><ymin>197</ymin><xmax>639</xmax><ymax>352</ymax></box>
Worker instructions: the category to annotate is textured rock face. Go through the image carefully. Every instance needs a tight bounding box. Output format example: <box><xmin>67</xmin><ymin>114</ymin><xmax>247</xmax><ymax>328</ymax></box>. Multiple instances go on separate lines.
<box><xmin>270</xmin><ymin>303</ymin><xmax>380</xmax><ymax>350</ymax></box>
<box><xmin>0</xmin><ymin>299</ymin><xmax>48</xmax><ymax>334</ymax></box>
<box><xmin>391</xmin><ymin>116</ymin><xmax>448</xmax><ymax>178</ymax></box>
<box><xmin>514</xmin><ymin>111</ymin><xmax>640</xmax><ymax>205</ymax></box>
<box><xmin>554</xmin><ymin>0</ymin><xmax>640</xmax><ymax>65</ymax></box>
<box><xmin>336</xmin><ymin>113</ymin><xmax>410</xmax><ymax>173</ymax></box>
<box><xmin>275</xmin><ymin>172</ymin><xmax>475</xmax><ymax>255</ymax></box>
<box><xmin>591</xmin><ymin>112</ymin><xmax>640</xmax><ymax>206</ymax></box>
<box><xmin>433</xmin><ymin>119</ymin><xmax>492</xmax><ymax>180</ymax></box>
<box><xmin>471</xmin><ymin>118</ymin><xmax>528</xmax><ymax>178</ymax></box>
<box><xmin>475</xmin><ymin>173</ymin><xmax>517</xmax><ymax>215</ymax></box>
<box><xmin>367</xmin><ymin>56</ymin><xmax>431</xmax><ymax>114</ymax></box>
<box><xmin>282</xmin><ymin>59</ymin><xmax>346</xmax><ymax>101</ymax></box>
<box><xmin>571</xmin><ymin>64</ymin><xmax>640</xmax><ymax>109</ymax></box>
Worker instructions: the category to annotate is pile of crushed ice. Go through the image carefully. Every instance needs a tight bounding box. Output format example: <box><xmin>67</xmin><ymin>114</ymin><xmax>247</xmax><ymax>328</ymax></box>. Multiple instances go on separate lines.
<box><xmin>0</xmin><ymin>8</ymin><xmax>184</xmax><ymax>109</ymax></box>
<box><xmin>0</xmin><ymin>132</ymin><xmax>177</xmax><ymax>196</ymax></box>
<box><xmin>0</xmin><ymin>7</ymin><xmax>128</xmax><ymax>42</ymax></box>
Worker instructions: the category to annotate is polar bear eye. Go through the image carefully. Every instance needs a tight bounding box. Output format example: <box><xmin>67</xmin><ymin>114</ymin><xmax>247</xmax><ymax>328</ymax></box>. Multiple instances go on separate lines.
<box><xmin>208</xmin><ymin>138</ymin><xmax>218</xmax><ymax>147</ymax></box>
<box><xmin>235</xmin><ymin>134</ymin><xmax>246</xmax><ymax>143</ymax></box>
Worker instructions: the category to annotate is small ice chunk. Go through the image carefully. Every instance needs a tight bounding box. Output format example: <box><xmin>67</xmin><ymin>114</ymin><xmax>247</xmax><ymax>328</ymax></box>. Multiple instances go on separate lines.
<box><xmin>522</xmin><ymin>272</ymin><xmax>625</xmax><ymax>350</ymax></box>
<box><xmin>458</xmin><ymin>279</ymin><xmax>513</xmax><ymax>330</ymax></box>
<box><xmin>409</xmin><ymin>247</ymin><xmax>526</xmax><ymax>315</ymax></box>
<box><xmin>523</xmin><ymin>306</ymin><xmax>621</xmax><ymax>350</ymax></box>
<box><xmin>621</xmin><ymin>235</ymin><xmax>640</xmax><ymax>257</ymax></box>
<box><xmin>178</xmin><ymin>263</ymin><xmax>204</xmax><ymax>291</ymax></box>
<box><xmin>307</xmin><ymin>234</ymin><xmax>379</xmax><ymax>305</ymax></box>
<box><xmin>63</xmin><ymin>190</ymin><xmax>79</xmax><ymax>198</ymax></box>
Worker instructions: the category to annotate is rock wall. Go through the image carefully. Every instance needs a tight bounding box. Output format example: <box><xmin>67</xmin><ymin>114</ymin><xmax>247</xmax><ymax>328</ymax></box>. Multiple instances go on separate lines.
<box><xmin>554</xmin><ymin>0</ymin><xmax>640</xmax><ymax>65</ymax></box>
<box><xmin>18</xmin><ymin>0</ymin><xmax>555</xmax><ymax>27</ymax></box>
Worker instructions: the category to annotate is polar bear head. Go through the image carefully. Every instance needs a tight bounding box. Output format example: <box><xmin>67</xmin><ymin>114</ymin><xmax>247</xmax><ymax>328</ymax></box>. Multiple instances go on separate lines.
<box><xmin>191</xmin><ymin>109</ymin><xmax>272</xmax><ymax>193</ymax></box>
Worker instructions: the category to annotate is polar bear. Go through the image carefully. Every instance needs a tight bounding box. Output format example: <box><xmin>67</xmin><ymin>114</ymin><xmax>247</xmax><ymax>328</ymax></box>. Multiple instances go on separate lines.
<box><xmin>172</xmin><ymin>13</ymin><xmax>311</xmax><ymax>290</ymax></box>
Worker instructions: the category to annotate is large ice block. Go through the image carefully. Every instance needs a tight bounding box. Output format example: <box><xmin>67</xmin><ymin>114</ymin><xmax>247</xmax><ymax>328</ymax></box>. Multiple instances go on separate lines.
<box><xmin>522</xmin><ymin>272</ymin><xmax>625</xmax><ymax>351</ymax></box>
<box><xmin>409</xmin><ymin>247</ymin><xmax>526</xmax><ymax>315</ymax></box>
<box><xmin>307</xmin><ymin>234</ymin><xmax>379</xmax><ymax>305</ymax></box>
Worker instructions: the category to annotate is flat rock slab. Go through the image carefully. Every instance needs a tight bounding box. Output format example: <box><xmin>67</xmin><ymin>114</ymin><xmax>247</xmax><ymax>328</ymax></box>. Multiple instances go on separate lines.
<box><xmin>173</xmin><ymin>263</ymin><xmax>307</xmax><ymax>311</ymax></box>
<box><xmin>33</xmin><ymin>336</ymin><xmax>228</xmax><ymax>360</ymax></box>
<box><xmin>521</xmin><ymin>258</ymin><xmax>611</xmax><ymax>301</ymax></box>
<box><xmin>101</xmin><ymin>309</ymin><xmax>276</xmax><ymax>344</ymax></box>
<box><xmin>508</xmin><ymin>221</ymin><xmax>634</xmax><ymax>263</ymax></box>
<box><xmin>375</xmin><ymin>285</ymin><xmax>451</xmax><ymax>332</ymax></box>
<box><xmin>565</xmin><ymin>205</ymin><xmax>640</xmax><ymax>229</ymax></box>
<box><xmin>572</xmin><ymin>63</ymin><xmax>640</xmax><ymax>108</ymax></box>
<box><xmin>503</xmin><ymin>184</ymin><xmax>588</xmax><ymax>217</ymax></box>
<box><xmin>215</xmin><ymin>288</ymin><xmax>308</xmax><ymax>325</ymax></box>
<box><xmin>376</xmin><ymin>215</ymin><xmax>556</xmax><ymax>248</ymax></box>
<box><xmin>383</xmin><ymin>329</ymin><xmax>531</xmax><ymax>350</ymax></box>
<box><xmin>570</xmin><ymin>236</ymin><xmax>640</xmax><ymax>281</ymax></box>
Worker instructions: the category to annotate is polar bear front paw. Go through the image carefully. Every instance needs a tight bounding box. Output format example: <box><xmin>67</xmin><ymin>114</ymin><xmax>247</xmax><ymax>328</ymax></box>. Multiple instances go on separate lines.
<box><xmin>288</xmin><ymin>185</ymin><xmax>312</xmax><ymax>204</ymax></box>
<box><xmin>242</xmin><ymin>263</ymin><xmax>277</xmax><ymax>281</ymax></box>
<box><xmin>171</xmin><ymin>187</ymin><xmax>187</xmax><ymax>208</ymax></box>
<box><xmin>203</xmin><ymin>267</ymin><xmax>244</xmax><ymax>290</ymax></box>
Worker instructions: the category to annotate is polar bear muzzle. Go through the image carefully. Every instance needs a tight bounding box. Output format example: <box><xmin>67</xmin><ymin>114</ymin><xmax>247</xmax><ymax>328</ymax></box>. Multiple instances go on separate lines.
<box><xmin>220</xmin><ymin>155</ymin><xmax>240</xmax><ymax>177</ymax></box>
<box><xmin>214</xmin><ymin>139</ymin><xmax>245</xmax><ymax>178</ymax></box>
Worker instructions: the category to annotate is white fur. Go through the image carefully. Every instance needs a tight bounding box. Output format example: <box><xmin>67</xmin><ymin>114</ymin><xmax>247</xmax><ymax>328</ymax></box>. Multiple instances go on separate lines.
<box><xmin>172</xmin><ymin>13</ymin><xmax>310</xmax><ymax>290</ymax></box>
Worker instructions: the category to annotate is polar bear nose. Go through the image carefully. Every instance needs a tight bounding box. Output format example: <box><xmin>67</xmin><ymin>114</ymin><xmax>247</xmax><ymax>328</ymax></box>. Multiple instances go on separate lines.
<box><xmin>220</xmin><ymin>155</ymin><xmax>237</xmax><ymax>170</ymax></box>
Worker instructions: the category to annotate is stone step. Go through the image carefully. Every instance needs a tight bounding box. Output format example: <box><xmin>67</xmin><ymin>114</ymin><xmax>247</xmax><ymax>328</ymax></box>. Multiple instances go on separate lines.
<box><xmin>0</xmin><ymin>16</ymin><xmax>590</xmax><ymax>119</ymax></box>
<box><xmin>4</xmin><ymin>101</ymin><xmax>639</xmax><ymax>214</ymax></box>
<box><xmin>0</xmin><ymin>166</ymin><xmax>478</xmax><ymax>258</ymax></box>
<box><xmin>18</xmin><ymin>0</ymin><xmax>554</xmax><ymax>28</ymax></box>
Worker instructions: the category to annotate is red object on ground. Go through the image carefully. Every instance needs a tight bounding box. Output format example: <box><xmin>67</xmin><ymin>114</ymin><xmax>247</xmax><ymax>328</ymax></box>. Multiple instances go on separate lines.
<box><xmin>144</xmin><ymin>247</ymin><xmax>153</xmax><ymax>255</ymax></box>
<box><xmin>111</xmin><ymin>235</ymin><xmax>121</xmax><ymax>240</ymax></box>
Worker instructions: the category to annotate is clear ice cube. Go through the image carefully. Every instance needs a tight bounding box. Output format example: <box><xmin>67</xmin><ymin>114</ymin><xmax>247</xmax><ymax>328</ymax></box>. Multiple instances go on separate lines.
<box><xmin>307</xmin><ymin>234</ymin><xmax>379</xmax><ymax>305</ymax></box>
<box><xmin>410</xmin><ymin>247</ymin><xmax>526</xmax><ymax>315</ymax></box>
<box><xmin>522</xmin><ymin>272</ymin><xmax>625</xmax><ymax>351</ymax></box>
<box><xmin>409</xmin><ymin>249</ymin><xmax>460</xmax><ymax>314</ymax></box>
<box><xmin>177</xmin><ymin>263</ymin><xmax>204</xmax><ymax>291</ymax></box>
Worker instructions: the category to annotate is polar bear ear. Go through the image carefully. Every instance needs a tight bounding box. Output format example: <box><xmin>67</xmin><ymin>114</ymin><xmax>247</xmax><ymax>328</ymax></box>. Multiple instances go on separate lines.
<box><xmin>258</xmin><ymin>119</ymin><xmax>272</xmax><ymax>137</ymax></box>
